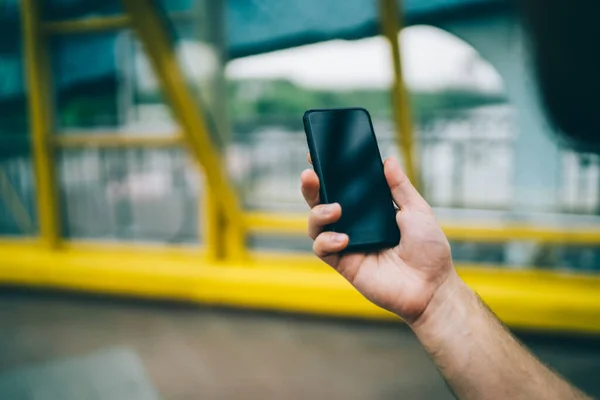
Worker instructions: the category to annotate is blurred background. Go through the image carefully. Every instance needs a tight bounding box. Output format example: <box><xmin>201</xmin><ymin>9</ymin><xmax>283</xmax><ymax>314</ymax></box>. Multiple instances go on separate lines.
<box><xmin>0</xmin><ymin>0</ymin><xmax>599</xmax><ymax>398</ymax></box>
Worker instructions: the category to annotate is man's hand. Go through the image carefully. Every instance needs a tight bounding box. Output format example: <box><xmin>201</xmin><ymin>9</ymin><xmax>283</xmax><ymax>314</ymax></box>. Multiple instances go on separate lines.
<box><xmin>302</xmin><ymin>155</ymin><xmax>590</xmax><ymax>400</ymax></box>
<box><xmin>301</xmin><ymin>156</ymin><xmax>457</xmax><ymax>324</ymax></box>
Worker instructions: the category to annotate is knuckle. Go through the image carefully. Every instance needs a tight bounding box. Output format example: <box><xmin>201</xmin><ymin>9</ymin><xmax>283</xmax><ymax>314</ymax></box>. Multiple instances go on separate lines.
<box><xmin>308</xmin><ymin>208</ymin><xmax>319</xmax><ymax>223</ymax></box>
<box><xmin>307</xmin><ymin>224</ymin><xmax>318</xmax><ymax>240</ymax></box>
<box><xmin>313</xmin><ymin>232</ymin><xmax>334</xmax><ymax>257</ymax></box>
<box><xmin>311</xmin><ymin>204</ymin><xmax>329</xmax><ymax>220</ymax></box>
<box><xmin>312</xmin><ymin>238</ymin><xmax>323</xmax><ymax>257</ymax></box>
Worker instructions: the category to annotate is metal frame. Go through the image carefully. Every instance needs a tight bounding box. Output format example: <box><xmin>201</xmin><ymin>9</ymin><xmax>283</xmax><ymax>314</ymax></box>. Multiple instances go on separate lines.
<box><xmin>246</xmin><ymin>211</ymin><xmax>600</xmax><ymax>244</ymax></box>
<box><xmin>379</xmin><ymin>0</ymin><xmax>420</xmax><ymax>189</ymax></box>
<box><xmin>21</xmin><ymin>0</ymin><xmax>60</xmax><ymax>248</ymax></box>
<box><xmin>8</xmin><ymin>0</ymin><xmax>600</xmax><ymax>333</ymax></box>
<box><xmin>122</xmin><ymin>0</ymin><xmax>246</xmax><ymax>260</ymax></box>
<box><xmin>42</xmin><ymin>11</ymin><xmax>193</xmax><ymax>35</ymax></box>
<box><xmin>0</xmin><ymin>240</ymin><xmax>599</xmax><ymax>333</ymax></box>
<box><xmin>43</xmin><ymin>15</ymin><xmax>130</xmax><ymax>34</ymax></box>
<box><xmin>53</xmin><ymin>133</ymin><xmax>185</xmax><ymax>149</ymax></box>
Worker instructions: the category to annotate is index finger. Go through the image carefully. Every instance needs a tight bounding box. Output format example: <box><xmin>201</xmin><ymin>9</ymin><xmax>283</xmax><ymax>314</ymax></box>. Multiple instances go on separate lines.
<box><xmin>301</xmin><ymin>169</ymin><xmax>320</xmax><ymax>208</ymax></box>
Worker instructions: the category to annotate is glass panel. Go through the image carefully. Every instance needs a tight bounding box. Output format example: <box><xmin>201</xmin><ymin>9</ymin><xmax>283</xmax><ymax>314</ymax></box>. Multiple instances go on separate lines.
<box><xmin>417</xmin><ymin>106</ymin><xmax>515</xmax><ymax>209</ymax></box>
<box><xmin>0</xmin><ymin>14</ymin><xmax>36</xmax><ymax>236</ymax></box>
<box><xmin>57</xmin><ymin>148</ymin><xmax>201</xmax><ymax>243</ymax></box>
<box><xmin>561</xmin><ymin>152</ymin><xmax>600</xmax><ymax>214</ymax></box>
<box><xmin>43</xmin><ymin>0</ymin><xmax>122</xmax><ymax>22</ymax></box>
<box><xmin>229</xmin><ymin>130</ymin><xmax>309</xmax><ymax>212</ymax></box>
<box><xmin>51</xmin><ymin>32</ymin><xmax>123</xmax><ymax>132</ymax></box>
<box><xmin>0</xmin><ymin>156</ymin><xmax>37</xmax><ymax>236</ymax></box>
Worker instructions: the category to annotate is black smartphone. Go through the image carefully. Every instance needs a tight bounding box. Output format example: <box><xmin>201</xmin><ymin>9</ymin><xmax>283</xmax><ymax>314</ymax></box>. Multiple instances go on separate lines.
<box><xmin>303</xmin><ymin>107</ymin><xmax>400</xmax><ymax>252</ymax></box>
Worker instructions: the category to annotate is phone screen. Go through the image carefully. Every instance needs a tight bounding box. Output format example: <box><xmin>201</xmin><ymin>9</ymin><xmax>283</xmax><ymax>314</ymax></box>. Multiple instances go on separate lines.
<box><xmin>304</xmin><ymin>108</ymin><xmax>399</xmax><ymax>249</ymax></box>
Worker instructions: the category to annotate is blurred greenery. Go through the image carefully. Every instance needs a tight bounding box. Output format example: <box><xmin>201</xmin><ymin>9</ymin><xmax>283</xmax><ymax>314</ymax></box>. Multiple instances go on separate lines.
<box><xmin>227</xmin><ymin>78</ymin><xmax>506</xmax><ymax>130</ymax></box>
<box><xmin>57</xmin><ymin>79</ymin><xmax>119</xmax><ymax>128</ymax></box>
<box><xmin>0</xmin><ymin>78</ymin><xmax>118</xmax><ymax>160</ymax></box>
<box><xmin>0</xmin><ymin>77</ymin><xmax>506</xmax><ymax>159</ymax></box>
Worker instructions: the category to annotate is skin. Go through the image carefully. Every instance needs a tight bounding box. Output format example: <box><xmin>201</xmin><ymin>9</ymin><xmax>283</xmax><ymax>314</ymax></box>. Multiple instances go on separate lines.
<box><xmin>301</xmin><ymin>155</ymin><xmax>590</xmax><ymax>400</ymax></box>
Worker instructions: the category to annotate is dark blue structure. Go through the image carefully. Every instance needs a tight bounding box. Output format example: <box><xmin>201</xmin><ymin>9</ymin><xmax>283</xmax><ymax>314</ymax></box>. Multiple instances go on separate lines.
<box><xmin>0</xmin><ymin>0</ymin><xmax>507</xmax><ymax>99</ymax></box>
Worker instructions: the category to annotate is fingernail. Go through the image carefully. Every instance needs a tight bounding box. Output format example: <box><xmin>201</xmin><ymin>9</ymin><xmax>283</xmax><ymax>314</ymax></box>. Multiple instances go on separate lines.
<box><xmin>321</xmin><ymin>205</ymin><xmax>333</xmax><ymax>216</ymax></box>
<box><xmin>333</xmin><ymin>234</ymin><xmax>346</xmax><ymax>243</ymax></box>
<box><xmin>329</xmin><ymin>203</ymin><xmax>341</xmax><ymax>214</ymax></box>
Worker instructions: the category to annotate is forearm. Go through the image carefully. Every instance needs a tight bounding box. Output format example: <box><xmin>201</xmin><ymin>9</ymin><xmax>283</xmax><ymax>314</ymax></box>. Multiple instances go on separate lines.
<box><xmin>409</xmin><ymin>272</ymin><xmax>590</xmax><ymax>400</ymax></box>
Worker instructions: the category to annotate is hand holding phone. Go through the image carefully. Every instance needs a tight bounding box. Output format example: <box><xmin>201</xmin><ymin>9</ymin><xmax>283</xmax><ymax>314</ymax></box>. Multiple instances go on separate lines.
<box><xmin>301</xmin><ymin>107</ymin><xmax>455</xmax><ymax>323</ymax></box>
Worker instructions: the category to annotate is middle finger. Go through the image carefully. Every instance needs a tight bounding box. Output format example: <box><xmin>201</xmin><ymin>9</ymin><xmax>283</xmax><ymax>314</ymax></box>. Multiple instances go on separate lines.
<box><xmin>308</xmin><ymin>203</ymin><xmax>341</xmax><ymax>239</ymax></box>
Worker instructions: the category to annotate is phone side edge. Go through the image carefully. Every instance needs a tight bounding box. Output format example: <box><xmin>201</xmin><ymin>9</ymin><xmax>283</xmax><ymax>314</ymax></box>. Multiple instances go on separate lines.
<box><xmin>302</xmin><ymin>111</ymin><xmax>329</xmax><ymax>205</ymax></box>
<box><xmin>356</xmin><ymin>108</ymin><xmax>402</xmax><ymax>245</ymax></box>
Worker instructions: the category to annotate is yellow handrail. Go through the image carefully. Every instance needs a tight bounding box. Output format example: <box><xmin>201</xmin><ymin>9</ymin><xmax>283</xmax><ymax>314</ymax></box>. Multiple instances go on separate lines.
<box><xmin>1</xmin><ymin>240</ymin><xmax>599</xmax><ymax>333</ymax></box>
<box><xmin>246</xmin><ymin>211</ymin><xmax>600</xmax><ymax>244</ymax></box>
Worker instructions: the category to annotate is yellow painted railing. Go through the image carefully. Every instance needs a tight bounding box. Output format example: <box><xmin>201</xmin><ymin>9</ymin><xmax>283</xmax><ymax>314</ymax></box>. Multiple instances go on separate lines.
<box><xmin>245</xmin><ymin>211</ymin><xmax>600</xmax><ymax>244</ymax></box>
<box><xmin>0</xmin><ymin>240</ymin><xmax>599</xmax><ymax>333</ymax></box>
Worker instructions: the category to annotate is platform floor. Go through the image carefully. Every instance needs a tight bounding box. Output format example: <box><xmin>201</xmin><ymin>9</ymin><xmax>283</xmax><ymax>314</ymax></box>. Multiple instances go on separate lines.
<box><xmin>0</xmin><ymin>288</ymin><xmax>599</xmax><ymax>399</ymax></box>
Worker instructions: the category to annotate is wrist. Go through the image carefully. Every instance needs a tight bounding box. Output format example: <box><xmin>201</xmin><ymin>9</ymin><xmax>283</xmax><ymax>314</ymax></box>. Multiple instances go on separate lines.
<box><xmin>409</xmin><ymin>271</ymin><xmax>477</xmax><ymax>348</ymax></box>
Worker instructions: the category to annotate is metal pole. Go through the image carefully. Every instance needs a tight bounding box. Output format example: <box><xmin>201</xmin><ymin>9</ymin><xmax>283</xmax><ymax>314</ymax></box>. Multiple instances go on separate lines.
<box><xmin>21</xmin><ymin>0</ymin><xmax>60</xmax><ymax>247</ymax></box>
<box><xmin>378</xmin><ymin>0</ymin><xmax>420</xmax><ymax>190</ymax></box>
<box><xmin>122</xmin><ymin>0</ymin><xmax>246</xmax><ymax>259</ymax></box>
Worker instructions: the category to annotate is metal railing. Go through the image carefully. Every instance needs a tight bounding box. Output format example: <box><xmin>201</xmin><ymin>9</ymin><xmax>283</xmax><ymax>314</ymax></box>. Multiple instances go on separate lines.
<box><xmin>57</xmin><ymin>148</ymin><xmax>200</xmax><ymax>242</ymax></box>
<box><xmin>0</xmin><ymin>157</ymin><xmax>37</xmax><ymax>235</ymax></box>
<box><xmin>231</xmin><ymin>105</ymin><xmax>516</xmax><ymax>212</ymax></box>
<box><xmin>3</xmin><ymin>104</ymin><xmax>600</xmax><ymax>246</ymax></box>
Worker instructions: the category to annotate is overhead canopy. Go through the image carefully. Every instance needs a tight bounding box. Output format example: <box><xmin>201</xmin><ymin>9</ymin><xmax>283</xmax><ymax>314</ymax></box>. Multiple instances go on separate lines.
<box><xmin>0</xmin><ymin>0</ymin><xmax>508</xmax><ymax>101</ymax></box>
<box><xmin>228</xmin><ymin>0</ymin><xmax>507</xmax><ymax>58</ymax></box>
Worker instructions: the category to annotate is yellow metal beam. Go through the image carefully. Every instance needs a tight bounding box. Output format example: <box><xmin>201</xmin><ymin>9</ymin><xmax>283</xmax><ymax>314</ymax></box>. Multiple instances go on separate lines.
<box><xmin>42</xmin><ymin>11</ymin><xmax>193</xmax><ymax>35</ymax></box>
<box><xmin>204</xmin><ymin>187</ymin><xmax>225</xmax><ymax>260</ymax></box>
<box><xmin>53</xmin><ymin>133</ymin><xmax>185</xmax><ymax>149</ymax></box>
<box><xmin>121</xmin><ymin>0</ymin><xmax>246</xmax><ymax>258</ymax></box>
<box><xmin>43</xmin><ymin>15</ymin><xmax>130</xmax><ymax>34</ymax></box>
<box><xmin>0</xmin><ymin>241</ymin><xmax>599</xmax><ymax>333</ymax></box>
<box><xmin>21</xmin><ymin>0</ymin><xmax>60</xmax><ymax>248</ymax></box>
<box><xmin>62</xmin><ymin>239</ymin><xmax>207</xmax><ymax>257</ymax></box>
<box><xmin>246</xmin><ymin>212</ymin><xmax>308</xmax><ymax>235</ymax></box>
<box><xmin>246</xmin><ymin>212</ymin><xmax>600</xmax><ymax>244</ymax></box>
<box><xmin>379</xmin><ymin>0</ymin><xmax>420</xmax><ymax>190</ymax></box>
<box><xmin>442</xmin><ymin>224</ymin><xmax>600</xmax><ymax>245</ymax></box>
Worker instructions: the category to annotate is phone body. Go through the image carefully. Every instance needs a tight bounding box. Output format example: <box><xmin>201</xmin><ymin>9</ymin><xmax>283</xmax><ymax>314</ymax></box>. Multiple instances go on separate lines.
<box><xmin>303</xmin><ymin>107</ymin><xmax>400</xmax><ymax>252</ymax></box>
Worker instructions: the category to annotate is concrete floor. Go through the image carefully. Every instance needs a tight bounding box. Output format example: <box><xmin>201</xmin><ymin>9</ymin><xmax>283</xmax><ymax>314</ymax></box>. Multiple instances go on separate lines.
<box><xmin>0</xmin><ymin>288</ymin><xmax>599</xmax><ymax>400</ymax></box>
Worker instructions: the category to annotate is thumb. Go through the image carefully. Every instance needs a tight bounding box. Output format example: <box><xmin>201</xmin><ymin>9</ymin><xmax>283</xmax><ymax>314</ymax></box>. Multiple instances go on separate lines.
<box><xmin>384</xmin><ymin>157</ymin><xmax>432</xmax><ymax>214</ymax></box>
